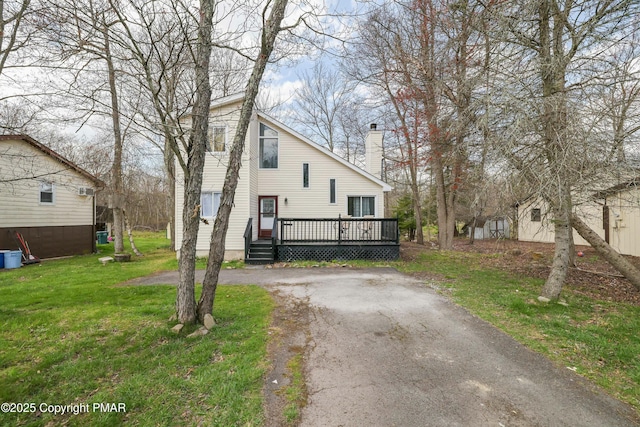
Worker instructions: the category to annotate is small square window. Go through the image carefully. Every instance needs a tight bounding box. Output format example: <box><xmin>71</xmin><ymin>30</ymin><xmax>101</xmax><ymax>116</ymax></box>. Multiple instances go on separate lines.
<box><xmin>531</xmin><ymin>208</ymin><xmax>541</xmax><ymax>222</ymax></box>
<box><xmin>40</xmin><ymin>181</ymin><xmax>54</xmax><ymax>204</ymax></box>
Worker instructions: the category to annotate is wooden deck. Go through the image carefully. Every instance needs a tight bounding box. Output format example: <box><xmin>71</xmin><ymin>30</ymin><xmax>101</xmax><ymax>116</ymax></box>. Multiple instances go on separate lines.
<box><xmin>244</xmin><ymin>217</ymin><xmax>399</xmax><ymax>264</ymax></box>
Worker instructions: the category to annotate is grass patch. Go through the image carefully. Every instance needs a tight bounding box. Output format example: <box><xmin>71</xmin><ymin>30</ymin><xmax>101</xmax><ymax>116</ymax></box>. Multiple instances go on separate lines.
<box><xmin>393</xmin><ymin>250</ymin><xmax>640</xmax><ymax>412</ymax></box>
<box><xmin>0</xmin><ymin>232</ymin><xmax>272</xmax><ymax>426</ymax></box>
<box><xmin>281</xmin><ymin>352</ymin><xmax>306</xmax><ymax>425</ymax></box>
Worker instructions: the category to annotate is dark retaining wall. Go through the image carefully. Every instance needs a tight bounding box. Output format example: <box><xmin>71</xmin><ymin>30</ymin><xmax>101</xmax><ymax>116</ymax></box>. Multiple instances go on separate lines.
<box><xmin>0</xmin><ymin>225</ymin><xmax>96</xmax><ymax>259</ymax></box>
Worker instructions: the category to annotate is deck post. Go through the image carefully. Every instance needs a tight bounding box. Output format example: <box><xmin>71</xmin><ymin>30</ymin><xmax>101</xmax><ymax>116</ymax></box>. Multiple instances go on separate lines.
<box><xmin>338</xmin><ymin>214</ymin><xmax>342</xmax><ymax>245</ymax></box>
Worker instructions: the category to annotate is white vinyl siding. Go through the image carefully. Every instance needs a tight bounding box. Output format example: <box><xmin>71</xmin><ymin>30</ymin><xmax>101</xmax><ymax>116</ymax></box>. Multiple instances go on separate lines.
<box><xmin>175</xmin><ymin>98</ymin><xmax>250</xmax><ymax>256</ymax></box>
<box><xmin>256</xmin><ymin>117</ymin><xmax>384</xmax><ymax>219</ymax></box>
<box><xmin>175</xmin><ymin>97</ymin><xmax>388</xmax><ymax>259</ymax></box>
<box><xmin>40</xmin><ymin>181</ymin><xmax>54</xmax><ymax>204</ymax></box>
<box><xmin>0</xmin><ymin>139</ymin><xmax>95</xmax><ymax>228</ymax></box>
<box><xmin>517</xmin><ymin>197</ymin><xmax>600</xmax><ymax>247</ymax></box>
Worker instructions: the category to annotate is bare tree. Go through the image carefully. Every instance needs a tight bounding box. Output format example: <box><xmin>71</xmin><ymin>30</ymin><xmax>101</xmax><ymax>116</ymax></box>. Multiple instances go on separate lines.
<box><xmin>347</xmin><ymin>0</ymin><xmax>488</xmax><ymax>248</ymax></box>
<box><xmin>0</xmin><ymin>0</ymin><xmax>31</xmax><ymax>77</ymax></box>
<box><xmin>106</xmin><ymin>0</ymin><xmax>197</xmax><ymax>253</ymax></box>
<box><xmin>292</xmin><ymin>61</ymin><xmax>355</xmax><ymax>154</ymax></box>
<box><xmin>484</xmin><ymin>0</ymin><xmax>639</xmax><ymax>300</ymax></box>
<box><xmin>197</xmin><ymin>0</ymin><xmax>290</xmax><ymax>322</ymax></box>
<box><xmin>490</xmin><ymin>0</ymin><xmax>640</xmax><ymax>299</ymax></box>
<box><xmin>35</xmin><ymin>0</ymin><xmax>144</xmax><ymax>255</ymax></box>
<box><xmin>171</xmin><ymin>0</ymin><xmax>216</xmax><ymax>324</ymax></box>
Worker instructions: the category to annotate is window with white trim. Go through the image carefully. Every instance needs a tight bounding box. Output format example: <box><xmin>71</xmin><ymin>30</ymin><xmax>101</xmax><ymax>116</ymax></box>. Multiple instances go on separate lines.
<box><xmin>40</xmin><ymin>181</ymin><xmax>54</xmax><ymax>204</ymax></box>
<box><xmin>208</xmin><ymin>125</ymin><xmax>226</xmax><ymax>152</ymax></box>
<box><xmin>348</xmin><ymin>196</ymin><xmax>375</xmax><ymax>217</ymax></box>
<box><xmin>259</xmin><ymin>123</ymin><xmax>278</xmax><ymax>168</ymax></box>
<box><xmin>303</xmin><ymin>163</ymin><xmax>309</xmax><ymax>188</ymax></box>
<box><xmin>201</xmin><ymin>192</ymin><xmax>221</xmax><ymax>218</ymax></box>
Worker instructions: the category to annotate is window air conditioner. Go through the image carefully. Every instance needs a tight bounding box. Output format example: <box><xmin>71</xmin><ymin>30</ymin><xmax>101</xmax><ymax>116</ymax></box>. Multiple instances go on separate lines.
<box><xmin>78</xmin><ymin>187</ymin><xmax>95</xmax><ymax>196</ymax></box>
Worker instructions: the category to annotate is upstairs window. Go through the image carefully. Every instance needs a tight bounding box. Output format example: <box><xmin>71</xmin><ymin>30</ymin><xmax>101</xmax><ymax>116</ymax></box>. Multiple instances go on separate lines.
<box><xmin>208</xmin><ymin>125</ymin><xmax>226</xmax><ymax>152</ymax></box>
<box><xmin>329</xmin><ymin>179</ymin><xmax>336</xmax><ymax>204</ymax></box>
<box><xmin>348</xmin><ymin>196</ymin><xmax>375</xmax><ymax>217</ymax></box>
<box><xmin>531</xmin><ymin>208</ymin><xmax>541</xmax><ymax>222</ymax></box>
<box><xmin>303</xmin><ymin>163</ymin><xmax>309</xmax><ymax>188</ymax></box>
<box><xmin>201</xmin><ymin>192</ymin><xmax>221</xmax><ymax>218</ymax></box>
<box><xmin>259</xmin><ymin>123</ymin><xmax>278</xmax><ymax>168</ymax></box>
<box><xmin>40</xmin><ymin>181</ymin><xmax>54</xmax><ymax>204</ymax></box>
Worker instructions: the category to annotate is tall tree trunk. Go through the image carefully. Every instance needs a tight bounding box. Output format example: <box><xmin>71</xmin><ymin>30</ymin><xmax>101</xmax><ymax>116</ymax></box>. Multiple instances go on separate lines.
<box><xmin>433</xmin><ymin>155</ymin><xmax>453</xmax><ymax>249</ymax></box>
<box><xmin>539</xmin><ymin>0</ymin><xmax>571</xmax><ymax>299</ymax></box>
<box><xmin>103</xmin><ymin>22</ymin><xmax>125</xmax><ymax>254</ymax></box>
<box><xmin>571</xmin><ymin>213</ymin><xmax>640</xmax><ymax>291</ymax></box>
<box><xmin>469</xmin><ymin>216</ymin><xmax>477</xmax><ymax>244</ymax></box>
<box><xmin>410</xmin><ymin>180</ymin><xmax>424</xmax><ymax>244</ymax></box>
<box><xmin>197</xmin><ymin>0</ymin><xmax>289</xmax><ymax>322</ymax></box>
<box><xmin>540</xmin><ymin>201</ymin><xmax>571</xmax><ymax>300</ymax></box>
<box><xmin>176</xmin><ymin>0</ymin><xmax>214</xmax><ymax>325</ymax></box>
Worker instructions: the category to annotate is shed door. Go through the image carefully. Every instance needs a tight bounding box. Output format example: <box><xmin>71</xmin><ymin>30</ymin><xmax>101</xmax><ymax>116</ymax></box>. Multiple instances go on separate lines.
<box><xmin>259</xmin><ymin>196</ymin><xmax>277</xmax><ymax>238</ymax></box>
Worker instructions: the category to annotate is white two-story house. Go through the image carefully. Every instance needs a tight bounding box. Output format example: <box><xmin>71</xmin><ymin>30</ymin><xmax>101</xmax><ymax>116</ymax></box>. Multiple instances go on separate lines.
<box><xmin>175</xmin><ymin>93</ymin><xmax>396</xmax><ymax>262</ymax></box>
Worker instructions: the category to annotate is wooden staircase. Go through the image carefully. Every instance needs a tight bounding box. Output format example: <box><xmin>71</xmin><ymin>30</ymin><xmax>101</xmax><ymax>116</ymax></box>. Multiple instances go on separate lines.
<box><xmin>245</xmin><ymin>239</ymin><xmax>275</xmax><ymax>265</ymax></box>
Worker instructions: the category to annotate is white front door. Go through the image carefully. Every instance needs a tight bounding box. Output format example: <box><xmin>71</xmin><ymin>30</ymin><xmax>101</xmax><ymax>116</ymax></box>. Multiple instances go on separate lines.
<box><xmin>259</xmin><ymin>196</ymin><xmax>277</xmax><ymax>238</ymax></box>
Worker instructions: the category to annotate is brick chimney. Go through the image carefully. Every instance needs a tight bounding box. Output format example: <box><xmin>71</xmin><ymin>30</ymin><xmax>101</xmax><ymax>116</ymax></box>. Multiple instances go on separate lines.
<box><xmin>365</xmin><ymin>123</ymin><xmax>383</xmax><ymax>179</ymax></box>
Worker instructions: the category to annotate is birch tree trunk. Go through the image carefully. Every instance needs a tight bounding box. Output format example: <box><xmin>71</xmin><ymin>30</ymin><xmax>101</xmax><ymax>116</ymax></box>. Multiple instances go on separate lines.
<box><xmin>165</xmin><ymin>138</ymin><xmax>176</xmax><ymax>251</ymax></box>
<box><xmin>176</xmin><ymin>0</ymin><xmax>214</xmax><ymax>324</ymax></box>
<box><xmin>123</xmin><ymin>210</ymin><xmax>143</xmax><ymax>256</ymax></box>
<box><xmin>197</xmin><ymin>0</ymin><xmax>289</xmax><ymax>322</ymax></box>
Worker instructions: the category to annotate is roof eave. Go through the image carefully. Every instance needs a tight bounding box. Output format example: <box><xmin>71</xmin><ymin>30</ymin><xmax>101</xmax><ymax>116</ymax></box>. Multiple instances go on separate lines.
<box><xmin>0</xmin><ymin>134</ymin><xmax>104</xmax><ymax>187</ymax></box>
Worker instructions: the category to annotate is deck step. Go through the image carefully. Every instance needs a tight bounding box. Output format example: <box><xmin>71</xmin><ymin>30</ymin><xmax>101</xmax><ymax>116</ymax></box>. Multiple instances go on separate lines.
<box><xmin>246</xmin><ymin>240</ymin><xmax>275</xmax><ymax>264</ymax></box>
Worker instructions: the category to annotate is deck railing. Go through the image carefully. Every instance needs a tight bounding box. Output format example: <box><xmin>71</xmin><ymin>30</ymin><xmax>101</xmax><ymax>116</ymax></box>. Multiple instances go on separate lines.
<box><xmin>271</xmin><ymin>216</ymin><xmax>278</xmax><ymax>260</ymax></box>
<box><xmin>276</xmin><ymin>217</ymin><xmax>399</xmax><ymax>244</ymax></box>
<box><xmin>243</xmin><ymin>218</ymin><xmax>253</xmax><ymax>260</ymax></box>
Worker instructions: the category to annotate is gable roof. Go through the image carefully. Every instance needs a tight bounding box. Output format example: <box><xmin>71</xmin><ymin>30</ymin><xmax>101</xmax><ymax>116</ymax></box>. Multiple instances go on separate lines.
<box><xmin>0</xmin><ymin>134</ymin><xmax>104</xmax><ymax>187</ymax></box>
<box><xmin>207</xmin><ymin>93</ymin><xmax>392</xmax><ymax>192</ymax></box>
<box><xmin>593</xmin><ymin>177</ymin><xmax>640</xmax><ymax>199</ymax></box>
<box><xmin>257</xmin><ymin>111</ymin><xmax>392</xmax><ymax>192</ymax></box>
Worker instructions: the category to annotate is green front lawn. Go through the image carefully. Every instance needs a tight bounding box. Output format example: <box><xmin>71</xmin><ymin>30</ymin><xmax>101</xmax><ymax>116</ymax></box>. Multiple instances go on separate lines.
<box><xmin>0</xmin><ymin>233</ymin><xmax>272</xmax><ymax>426</ymax></box>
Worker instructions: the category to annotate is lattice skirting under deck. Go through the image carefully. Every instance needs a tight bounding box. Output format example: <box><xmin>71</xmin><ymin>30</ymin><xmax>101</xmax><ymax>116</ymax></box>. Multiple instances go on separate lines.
<box><xmin>277</xmin><ymin>244</ymin><xmax>399</xmax><ymax>262</ymax></box>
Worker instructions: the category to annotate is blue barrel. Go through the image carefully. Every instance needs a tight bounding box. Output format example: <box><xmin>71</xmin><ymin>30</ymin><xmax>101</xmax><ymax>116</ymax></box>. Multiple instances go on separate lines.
<box><xmin>4</xmin><ymin>250</ymin><xmax>22</xmax><ymax>269</ymax></box>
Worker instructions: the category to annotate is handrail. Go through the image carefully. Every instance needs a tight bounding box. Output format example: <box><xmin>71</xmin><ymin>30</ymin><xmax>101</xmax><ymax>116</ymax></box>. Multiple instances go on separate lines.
<box><xmin>277</xmin><ymin>217</ymin><xmax>399</xmax><ymax>244</ymax></box>
<box><xmin>243</xmin><ymin>218</ymin><xmax>253</xmax><ymax>260</ymax></box>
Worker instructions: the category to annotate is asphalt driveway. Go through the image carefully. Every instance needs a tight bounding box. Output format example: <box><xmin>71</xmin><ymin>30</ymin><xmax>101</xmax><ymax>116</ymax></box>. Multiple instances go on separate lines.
<box><xmin>126</xmin><ymin>267</ymin><xmax>639</xmax><ymax>426</ymax></box>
